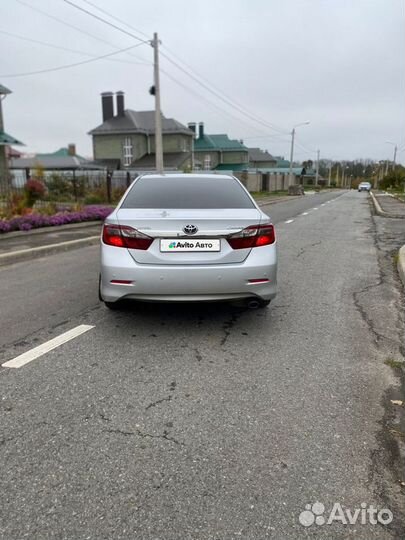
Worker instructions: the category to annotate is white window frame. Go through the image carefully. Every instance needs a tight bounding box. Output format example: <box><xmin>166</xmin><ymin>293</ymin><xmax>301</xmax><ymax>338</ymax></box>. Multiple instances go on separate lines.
<box><xmin>204</xmin><ymin>154</ymin><xmax>211</xmax><ymax>170</ymax></box>
<box><xmin>123</xmin><ymin>137</ymin><xmax>133</xmax><ymax>167</ymax></box>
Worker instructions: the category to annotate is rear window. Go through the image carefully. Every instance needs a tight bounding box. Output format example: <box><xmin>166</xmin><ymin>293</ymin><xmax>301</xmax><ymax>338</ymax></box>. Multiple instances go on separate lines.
<box><xmin>121</xmin><ymin>176</ymin><xmax>255</xmax><ymax>209</ymax></box>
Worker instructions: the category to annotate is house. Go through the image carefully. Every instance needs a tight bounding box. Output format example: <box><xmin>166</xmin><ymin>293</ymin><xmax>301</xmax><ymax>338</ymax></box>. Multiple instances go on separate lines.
<box><xmin>9</xmin><ymin>143</ymin><xmax>99</xmax><ymax>178</ymax></box>
<box><xmin>89</xmin><ymin>91</ymin><xmax>194</xmax><ymax>170</ymax></box>
<box><xmin>0</xmin><ymin>83</ymin><xmax>23</xmax><ymax>194</ymax></box>
<box><xmin>274</xmin><ymin>156</ymin><xmax>291</xmax><ymax>168</ymax></box>
<box><xmin>191</xmin><ymin>123</ymin><xmax>249</xmax><ymax>171</ymax></box>
<box><xmin>248</xmin><ymin>147</ymin><xmax>277</xmax><ymax>169</ymax></box>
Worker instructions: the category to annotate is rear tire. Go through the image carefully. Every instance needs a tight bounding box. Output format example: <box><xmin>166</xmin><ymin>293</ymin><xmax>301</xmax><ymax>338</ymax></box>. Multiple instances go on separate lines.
<box><xmin>104</xmin><ymin>300</ymin><xmax>122</xmax><ymax>310</ymax></box>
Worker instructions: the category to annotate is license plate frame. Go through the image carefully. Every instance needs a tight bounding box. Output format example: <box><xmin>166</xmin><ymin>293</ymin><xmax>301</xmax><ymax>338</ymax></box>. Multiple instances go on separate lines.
<box><xmin>160</xmin><ymin>239</ymin><xmax>221</xmax><ymax>252</ymax></box>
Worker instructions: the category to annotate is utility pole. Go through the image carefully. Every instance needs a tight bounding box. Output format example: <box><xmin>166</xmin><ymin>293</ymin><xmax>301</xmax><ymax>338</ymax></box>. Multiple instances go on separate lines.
<box><xmin>393</xmin><ymin>145</ymin><xmax>397</xmax><ymax>168</ymax></box>
<box><xmin>315</xmin><ymin>149</ymin><xmax>320</xmax><ymax>185</ymax></box>
<box><xmin>288</xmin><ymin>128</ymin><xmax>295</xmax><ymax>186</ymax></box>
<box><xmin>328</xmin><ymin>162</ymin><xmax>332</xmax><ymax>186</ymax></box>
<box><xmin>152</xmin><ymin>32</ymin><xmax>163</xmax><ymax>174</ymax></box>
<box><xmin>288</xmin><ymin>122</ymin><xmax>310</xmax><ymax>185</ymax></box>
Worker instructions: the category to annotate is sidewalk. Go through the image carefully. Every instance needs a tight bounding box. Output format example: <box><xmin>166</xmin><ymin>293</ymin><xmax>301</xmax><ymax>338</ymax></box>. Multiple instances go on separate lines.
<box><xmin>0</xmin><ymin>222</ymin><xmax>101</xmax><ymax>266</ymax></box>
<box><xmin>372</xmin><ymin>191</ymin><xmax>405</xmax><ymax>218</ymax></box>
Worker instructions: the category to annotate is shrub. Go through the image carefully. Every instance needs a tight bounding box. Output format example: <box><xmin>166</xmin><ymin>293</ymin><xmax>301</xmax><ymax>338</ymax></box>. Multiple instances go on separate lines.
<box><xmin>25</xmin><ymin>179</ymin><xmax>46</xmax><ymax>207</ymax></box>
<box><xmin>45</xmin><ymin>174</ymin><xmax>72</xmax><ymax>200</ymax></box>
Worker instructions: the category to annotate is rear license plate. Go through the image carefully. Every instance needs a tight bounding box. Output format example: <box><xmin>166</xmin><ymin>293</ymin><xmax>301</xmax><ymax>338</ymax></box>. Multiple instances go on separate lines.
<box><xmin>160</xmin><ymin>239</ymin><xmax>221</xmax><ymax>252</ymax></box>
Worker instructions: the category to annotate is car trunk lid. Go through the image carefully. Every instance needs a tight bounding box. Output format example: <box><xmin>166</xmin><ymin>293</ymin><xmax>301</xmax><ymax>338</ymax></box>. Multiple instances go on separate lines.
<box><xmin>116</xmin><ymin>208</ymin><xmax>262</xmax><ymax>265</ymax></box>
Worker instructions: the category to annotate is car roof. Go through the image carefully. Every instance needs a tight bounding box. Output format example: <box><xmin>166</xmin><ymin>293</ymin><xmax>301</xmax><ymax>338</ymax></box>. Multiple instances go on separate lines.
<box><xmin>137</xmin><ymin>173</ymin><xmax>235</xmax><ymax>181</ymax></box>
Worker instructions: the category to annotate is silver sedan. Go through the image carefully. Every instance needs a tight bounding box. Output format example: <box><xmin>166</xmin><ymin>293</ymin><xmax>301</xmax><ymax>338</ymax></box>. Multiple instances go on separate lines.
<box><xmin>99</xmin><ymin>174</ymin><xmax>277</xmax><ymax>309</ymax></box>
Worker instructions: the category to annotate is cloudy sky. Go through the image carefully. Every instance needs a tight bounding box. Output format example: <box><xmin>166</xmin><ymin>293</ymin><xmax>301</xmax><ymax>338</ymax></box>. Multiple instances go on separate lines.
<box><xmin>1</xmin><ymin>0</ymin><xmax>404</xmax><ymax>164</ymax></box>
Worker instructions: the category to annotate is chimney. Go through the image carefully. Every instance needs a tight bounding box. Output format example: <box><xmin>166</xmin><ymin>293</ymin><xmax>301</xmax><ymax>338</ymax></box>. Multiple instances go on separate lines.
<box><xmin>116</xmin><ymin>91</ymin><xmax>125</xmax><ymax>117</ymax></box>
<box><xmin>188</xmin><ymin>122</ymin><xmax>196</xmax><ymax>137</ymax></box>
<box><xmin>198</xmin><ymin>122</ymin><xmax>204</xmax><ymax>139</ymax></box>
<box><xmin>67</xmin><ymin>143</ymin><xmax>76</xmax><ymax>156</ymax></box>
<box><xmin>101</xmin><ymin>91</ymin><xmax>114</xmax><ymax>122</ymax></box>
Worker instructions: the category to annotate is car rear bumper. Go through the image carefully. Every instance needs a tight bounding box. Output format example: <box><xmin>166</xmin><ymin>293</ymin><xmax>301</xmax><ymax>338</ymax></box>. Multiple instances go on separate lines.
<box><xmin>100</xmin><ymin>243</ymin><xmax>277</xmax><ymax>303</ymax></box>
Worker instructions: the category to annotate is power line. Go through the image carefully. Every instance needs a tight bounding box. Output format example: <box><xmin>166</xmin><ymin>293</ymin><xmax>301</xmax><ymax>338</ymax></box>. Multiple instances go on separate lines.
<box><xmin>58</xmin><ymin>1</ymin><xmax>288</xmax><ymax>140</ymax></box>
<box><xmin>160</xmin><ymin>50</ymin><xmax>288</xmax><ymax>136</ymax></box>
<box><xmin>13</xmin><ymin>0</ymin><xmax>150</xmax><ymax>64</ymax></box>
<box><xmin>161</xmin><ymin>68</ymin><xmax>272</xmax><ymax>136</ymax></box>
<box><xmin>0</xmin><ymin>29</ymin><xmax>149</xmax><ymax>65</ymax></box>
<box><xmin>162</xmin><ymin>45</ymin><xmax>288</xmax><ymax>135</ymax></box>
<box><xmin>14</xmin><ymin>0</ymin><xmax>123</xmax><ymax>50</ymax></box>
<box><xmin>58</xmin><ymin>0</ymin><xmax>289</xmax><ymax>138</ymax></box>
<box><xmin>63</xmin><ymin>0</ymin><xmax>149</xmax><ymax>44</ymax></box>
<box><xmin>0</xmin><ymin>42</ymin><xmax>147</xmax><ymax>78</ymax></box>
<box><xmin>80</xmin><ymin>0</ymin><xmax>150</xmax><ymax>39</ymax></box>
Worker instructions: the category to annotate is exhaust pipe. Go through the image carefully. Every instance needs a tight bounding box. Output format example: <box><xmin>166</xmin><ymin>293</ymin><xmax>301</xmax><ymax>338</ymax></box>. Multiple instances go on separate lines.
<box><xmin>247</xmin><ymin>299</ymin><xmax>261</xmax><ymax>310</ymax></box>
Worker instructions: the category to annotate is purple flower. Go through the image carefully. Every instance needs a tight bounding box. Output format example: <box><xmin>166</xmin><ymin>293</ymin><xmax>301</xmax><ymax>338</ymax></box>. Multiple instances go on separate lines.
<box><xmin>0</xmin><ymin>205</ymin><xmax>113</xmax><ymax>233</ymax></box>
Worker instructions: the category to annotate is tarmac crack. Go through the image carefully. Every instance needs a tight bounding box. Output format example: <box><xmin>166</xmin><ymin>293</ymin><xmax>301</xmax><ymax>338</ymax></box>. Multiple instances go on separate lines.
<box><xmin>145</xmin><ymin>395</ymin><xmax>172</xmax><ymax>410</ymax></box>
<box><xmin>105</xmin><ymin>427</ymin><xmax>183</xmax><ymax>445</ymax></box>
<box><xmin>221</xmin><ymin>311</ymin><xmax>243</xmax><ymax>346</ymax></box>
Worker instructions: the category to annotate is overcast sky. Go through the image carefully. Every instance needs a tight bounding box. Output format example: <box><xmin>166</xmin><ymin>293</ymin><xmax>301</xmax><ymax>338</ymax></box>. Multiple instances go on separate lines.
<box><xmin>1</xmin><ymin>0</ymin><xmax>404</xmax><ymax>164</ymax></box>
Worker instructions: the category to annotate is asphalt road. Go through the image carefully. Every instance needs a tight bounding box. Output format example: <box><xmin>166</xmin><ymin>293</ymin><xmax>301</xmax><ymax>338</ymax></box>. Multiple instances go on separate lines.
<box><xmin>0</xmin><ymin>191</ymin><xmax>404</xmax><ymax>539</ymax></box>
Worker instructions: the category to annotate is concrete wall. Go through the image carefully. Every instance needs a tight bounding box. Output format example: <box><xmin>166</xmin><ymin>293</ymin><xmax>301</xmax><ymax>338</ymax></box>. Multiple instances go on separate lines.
<box><xmin>234</xmin><ymin>171</ymin><xmax>261</xmax><ymax>192</ymax></box>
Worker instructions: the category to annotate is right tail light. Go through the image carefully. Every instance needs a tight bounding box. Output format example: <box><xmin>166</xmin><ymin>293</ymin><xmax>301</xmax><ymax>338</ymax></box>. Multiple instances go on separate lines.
<box><xmin>227</xmin><ymin>224</ymin><xmax>276</xmax><ymax>250</ymax></box>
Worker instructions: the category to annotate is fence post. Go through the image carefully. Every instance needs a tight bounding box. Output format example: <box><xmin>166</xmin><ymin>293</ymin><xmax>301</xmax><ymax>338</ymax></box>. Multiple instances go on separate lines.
<box><xmin>72</xmin><ymin>170</ymin><xmax>78</xmax><ymax>202</ymax></box>
<box><xmin>106</xmin><ymin>170</ymin><xmax>112</xmax><ymax>203</ymax></box>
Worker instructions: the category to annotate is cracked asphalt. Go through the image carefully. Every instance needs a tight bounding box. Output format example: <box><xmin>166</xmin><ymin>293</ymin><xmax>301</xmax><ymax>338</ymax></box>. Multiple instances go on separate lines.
<box><xmin>0</xmin><ymin>191</ymin><xmax>404</xmax><ymax>539</ymax></box>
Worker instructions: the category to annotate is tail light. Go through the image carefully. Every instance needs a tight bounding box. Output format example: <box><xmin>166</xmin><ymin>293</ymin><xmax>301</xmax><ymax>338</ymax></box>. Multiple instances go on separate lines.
<box><xmin>227</xmin><ymin>224</ymin><xmax>275</xmax><ymax>250</ymax></box>
<box><xmin>102</xmin><ymin>224</ymin><xmax>153</xmax><ymax>250</ymax></box>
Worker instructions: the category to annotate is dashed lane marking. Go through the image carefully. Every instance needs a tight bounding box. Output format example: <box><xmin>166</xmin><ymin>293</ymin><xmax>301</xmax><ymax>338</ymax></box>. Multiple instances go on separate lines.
<box><xmin>2</xmin><ymin>325</ymin><xmax>95</xmax><ymax>369</ymax></box>
<box><xmin>285</xmin><ymin>219</ymin><xmax>294</xmax><ymax>224</ymax></box>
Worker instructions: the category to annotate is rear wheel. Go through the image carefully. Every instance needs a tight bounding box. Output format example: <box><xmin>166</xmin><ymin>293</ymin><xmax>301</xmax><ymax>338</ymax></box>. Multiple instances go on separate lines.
<box><xmin>104</xmin><ymin>300</ymin><xmax>122</xmax><ymax>310</ymax></box>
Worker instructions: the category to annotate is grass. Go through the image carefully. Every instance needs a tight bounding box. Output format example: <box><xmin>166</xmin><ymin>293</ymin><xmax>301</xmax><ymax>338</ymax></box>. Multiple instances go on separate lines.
<box><xmin>384</xmin><ymin>358</ymin><xmax>404</xmax><ymax>369</ymax></box>
<box><xmin>251</xmin><ymin>191</ymin><xmax>288</xmax><ymax>198</ymax></box>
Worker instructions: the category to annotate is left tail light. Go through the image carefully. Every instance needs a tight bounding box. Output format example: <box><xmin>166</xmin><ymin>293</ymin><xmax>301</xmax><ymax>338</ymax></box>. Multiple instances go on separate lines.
<box><xmin>102</xmin><ymin>224</ymin><xmax>153</xmax><ymax>250</ymax></box>
<box><xmin>227</xmin><ymin>223</ymin><xmax>276</xmax><ymax>249</ymax></box>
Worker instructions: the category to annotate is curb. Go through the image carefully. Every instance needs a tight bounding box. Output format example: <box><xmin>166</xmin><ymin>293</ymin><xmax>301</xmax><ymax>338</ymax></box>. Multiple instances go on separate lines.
<box><xmin>370</xmin><ymin>191</ymin><xmax>405</xmax><ymax>219</ymax></box>
<box><xmin>0</xmin><ymin>220</ymin><xmax>102</xmax><ymax>241</ymax></box>
<box><xmin>398</xmin><ymin>246</ymin><xmax>405</xmax><ymax>288</ymax></box>
<box><xmin>0</xmin><ymin>236</ymin><xmax>100</xmax><ymax>267</ymax></box>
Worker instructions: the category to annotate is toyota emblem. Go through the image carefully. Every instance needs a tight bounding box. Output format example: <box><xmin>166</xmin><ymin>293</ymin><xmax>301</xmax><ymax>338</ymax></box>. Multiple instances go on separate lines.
<box><xmin>183</xmin><ymin>224</ymin><xmax>198</xmax><ymax>235</ymax></box>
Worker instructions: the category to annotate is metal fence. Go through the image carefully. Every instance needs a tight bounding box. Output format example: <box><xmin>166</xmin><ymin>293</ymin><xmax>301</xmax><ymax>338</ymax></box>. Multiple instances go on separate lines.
<box><xmin>0</xmin><ymin>169</ymin><xmax>136</xmax><ymax>204</ymax></box>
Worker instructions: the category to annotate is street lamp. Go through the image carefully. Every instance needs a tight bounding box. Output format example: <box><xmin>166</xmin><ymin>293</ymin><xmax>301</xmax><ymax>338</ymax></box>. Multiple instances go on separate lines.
<box><xmin>289</xmin><ymin>122</ymin><xmax>310</xmax><ymax>186</ymax></box>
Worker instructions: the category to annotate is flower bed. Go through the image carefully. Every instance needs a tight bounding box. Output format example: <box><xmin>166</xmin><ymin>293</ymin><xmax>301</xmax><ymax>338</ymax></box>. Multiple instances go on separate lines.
<box><xmin>0</xmin><ymin>205</ymin><xmax>112</xmax><ymax>233</ymax></box>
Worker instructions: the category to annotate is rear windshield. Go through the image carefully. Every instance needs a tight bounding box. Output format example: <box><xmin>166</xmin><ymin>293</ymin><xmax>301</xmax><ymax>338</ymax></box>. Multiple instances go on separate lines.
<box><xmin>121</xmin><ymin>176</ymin><xmax>255</xmax><ymax>209</ymax></box>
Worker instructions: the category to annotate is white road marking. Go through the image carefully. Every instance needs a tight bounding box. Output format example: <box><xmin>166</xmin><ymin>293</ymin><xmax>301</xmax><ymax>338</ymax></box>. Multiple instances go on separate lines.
<box><xmin>285</xmin><ymin>219</ymin><xmax>294</xmax><ymax>224</ymax></box>
<box><xmin>2</xmin><ymin>325</ymin><xmax>94</xmax><ymax>369</ymax></box>
<box><xmin>301</xmin><ymin>212</ymin><xmax>309</xmax><ymax>215</ymax></box>
<box><xmin>321</xmin><ymin>203</ymin><xmax>326</xmax><ymax>206</ymax></box>
<box><xmin>313</xmin><ymin>207</ymin><xmax>319</xmax><ymax>210</ymax></box>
